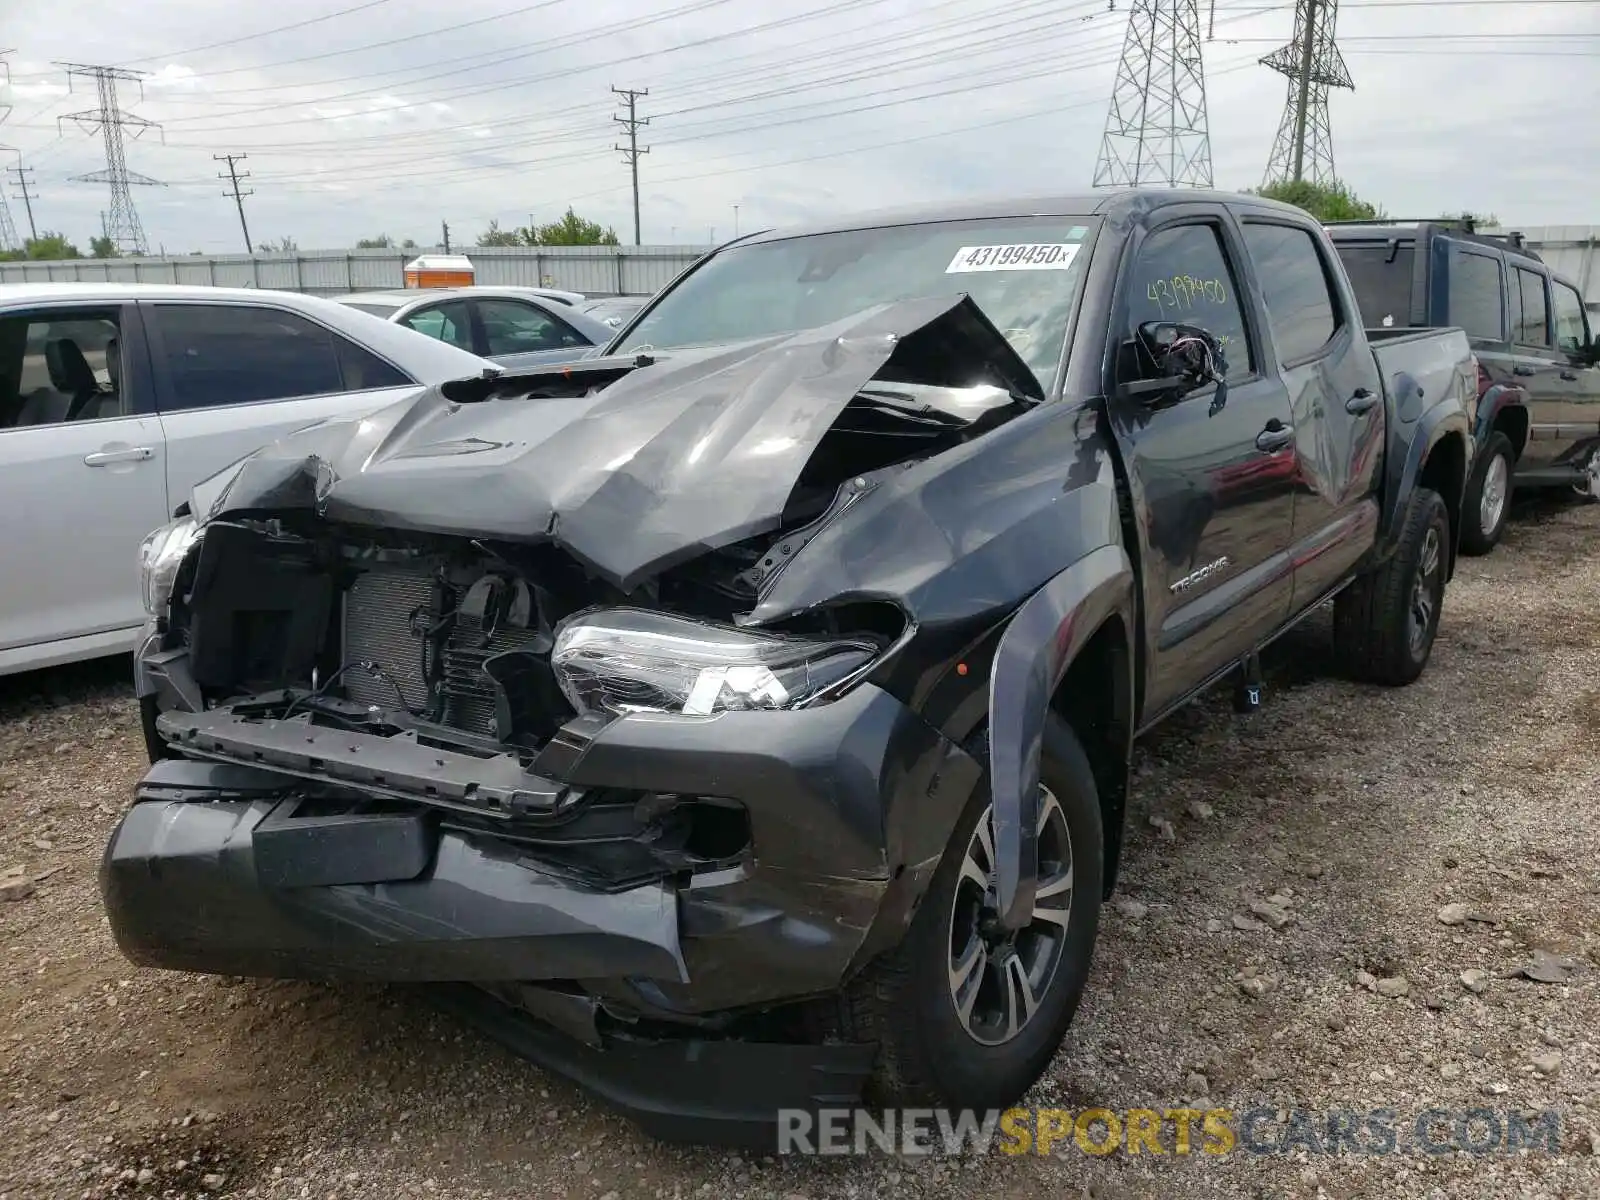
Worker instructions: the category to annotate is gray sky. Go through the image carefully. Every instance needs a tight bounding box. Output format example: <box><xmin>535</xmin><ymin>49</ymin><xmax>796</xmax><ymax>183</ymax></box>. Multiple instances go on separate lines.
<box><xmin>2</xmin><ymin>0</ymin><xmax>1595</xmax><ymax>253</ymax></box>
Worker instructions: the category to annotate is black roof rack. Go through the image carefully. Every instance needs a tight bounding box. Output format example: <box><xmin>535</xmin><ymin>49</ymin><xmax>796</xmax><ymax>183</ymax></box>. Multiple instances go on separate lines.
<box><xmin>1323</xmin><ymin>217</ymin><xmax>1534</xmax><ymax>254</ymax></box>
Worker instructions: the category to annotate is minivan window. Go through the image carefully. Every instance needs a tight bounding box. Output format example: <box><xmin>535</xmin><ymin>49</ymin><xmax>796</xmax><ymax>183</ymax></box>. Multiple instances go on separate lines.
<box><xmin>1334</xmin><ymin>241</ymin><xmax>1414</xmax><ymax>329</ymax></box>
<box><xmin>1512</xmin><ymin>267</ymin><xmax>1550</xmax><ymax>347</ymax></box>
<box><xmin>614</xmin><ymin>217</ymin><xmax>1097</xmax><ymax>385</ymax></box>
<box><xmin>1447</xmin><ymin>249</ymin><xmax>1503</xmax><ymax>341</ymax></box>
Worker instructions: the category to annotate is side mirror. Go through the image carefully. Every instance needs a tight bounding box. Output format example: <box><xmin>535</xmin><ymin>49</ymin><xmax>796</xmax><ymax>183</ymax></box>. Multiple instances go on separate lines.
<box><xmin>1117</xmin><ymin>321</ymin><xmax>1227</xmax><ymax>402</ymax></box>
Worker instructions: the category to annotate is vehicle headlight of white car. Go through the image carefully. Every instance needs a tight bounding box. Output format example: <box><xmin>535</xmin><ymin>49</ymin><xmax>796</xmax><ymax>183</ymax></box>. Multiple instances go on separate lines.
<box><xmin>550</xmin><ymin>607</ymin><xmax>880</xmax><ymax>718</ymax></box>
<box><xmin>139</xmin><ymin>516</ymin><xmax>201</xmax><ymax>619</ymax></box>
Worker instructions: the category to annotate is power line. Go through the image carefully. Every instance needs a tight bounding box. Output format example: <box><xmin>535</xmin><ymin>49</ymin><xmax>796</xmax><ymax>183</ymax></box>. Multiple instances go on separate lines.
<box><xmin>56</xmin><ymin>62</ymin><xmax>165</xmax><ymax>256</ymax></box>
<box><xmin>1261</xmin><ymin>0</ymin><xmax>1352</xmax><ymax>186</ymax></box>
<box><xmin>1095</xmin><ymin>0</ymin><xmax>1214</xmax><ymax>188</ymax></box>
<box><xmin>0</xmin><ymin>49</ymin><xmax>19</xmax><ymax>251</ymax></box>
<box><xmin>126</xmin><ymin>0</ymin><xmax>402</xmax><ymax>64</ymax></box>
<box><xmin>215</xmin><ymin>152</ymin><xmax>253</xmax><ymax>254</ymax></box>
<box><xmin>5</xmin><ymin>164</ymin><xmax>39</xmax><ymax>243</ymax></box>
<box><xmin>612</xmin><ymin>87</ymin><xmax>650</xmax><ymax>246</ymax></box>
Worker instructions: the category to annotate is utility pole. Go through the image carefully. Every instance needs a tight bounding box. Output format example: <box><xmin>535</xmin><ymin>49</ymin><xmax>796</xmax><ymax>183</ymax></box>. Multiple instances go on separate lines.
<box><xmin>215</xmin><ymin>153</ymin><xmax>253</xmax><ymax>254</ymax></box>
<box><xmin>1261</xmin><ymin>0</ymin><xmax>1353</xmax><ymax>186</ymax></box>
<box><xmin>6</xmin><ymin>163</ymin><xmax>39</xmax><ymax>241</ymax></box>
<box><xmin>441</xmin><ymin>220</ymin><xmax>451</xmax><ymax>252</ymax></box>
<box><xmin>1094</xmin><ymin>1</ymin><xmax>1213</xmax><ymax>187</ymax></box>
<box><xmin>612</xmin><ymin>86</ymin><xmax>650</xmax><ymax>246</ymax></box>
<box><xmin>0</xmin><ymin>51</ymin><xmax>22</xmax><ymax>252</ymax></box>
<box><xmin>733</xmin><ymin>204</ymin><xmax>740</xmax><ymax>237</ymax></box>
<box><xmin>56</xmin><ymin>62</ymin><xmax>165</xmax><ymax>256</ymax></box>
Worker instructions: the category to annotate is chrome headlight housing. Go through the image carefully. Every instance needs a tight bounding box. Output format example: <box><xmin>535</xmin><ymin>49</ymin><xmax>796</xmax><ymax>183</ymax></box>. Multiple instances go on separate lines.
<box><xmin>551</xmin><ymin>607</ymin><xmax>880</xmax><ymax>718</ymax></box>
<box><xmin>139</xmin><ymin>516</ymin><xmax>201</xmax><ymax>618</ymax></box>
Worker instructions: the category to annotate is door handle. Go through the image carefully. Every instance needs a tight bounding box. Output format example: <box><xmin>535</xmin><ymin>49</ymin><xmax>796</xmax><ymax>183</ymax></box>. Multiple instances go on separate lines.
<box><xmin>1513</xmin><ymin>365</ymin><xmax>1537</xmax><ymax>377</ymax></box>
<box><xmin>1561</xmin><ymin>369</ymin><xmax>1578</xmax><ymax>381</ymax></box>
<box><xmin>84</xmin><ymin>447</ymin><xmax>154</xmax><ymax>467</ymax></box>
<box><xmin>1346</xmin><ymin>388</ymin><xmax>1378</xmax><ymax>415</ymax></box>
<box><xmin>1255</xmin><ymin>422</ymin><xmax>1295</xmax><ymax>452</ymax></box>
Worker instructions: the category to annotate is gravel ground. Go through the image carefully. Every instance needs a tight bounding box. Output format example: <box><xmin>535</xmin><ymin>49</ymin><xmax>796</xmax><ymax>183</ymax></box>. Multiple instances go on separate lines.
<box><xmin>3</xmin><ymin>495</ymin><xmax>1599</xmax><ymax>1200</ymax></box>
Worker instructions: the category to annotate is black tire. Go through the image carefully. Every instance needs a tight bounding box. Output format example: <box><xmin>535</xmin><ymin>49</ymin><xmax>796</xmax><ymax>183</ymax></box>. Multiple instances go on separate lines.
<box><xmin>1459</xmin><ymin>431</ymin><xmax>1514</xmax><ymax>556</ymax></box>
<box><xmin>1332</xmin><ymin>486</ymin><xmax>1449</xmax><ymax>686</ymax></box>
<box><xmin>831</xmin><ymin>713</ymin><xmax>1104</xmax><ymax>1109</ymax></box>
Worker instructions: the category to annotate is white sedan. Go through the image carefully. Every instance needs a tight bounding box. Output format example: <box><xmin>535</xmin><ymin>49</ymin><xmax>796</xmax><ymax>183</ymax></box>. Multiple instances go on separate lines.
<box><xmin>0</xmin><ymin>282</ymin><xmax>497</xmax><ymax>677</ymax></box>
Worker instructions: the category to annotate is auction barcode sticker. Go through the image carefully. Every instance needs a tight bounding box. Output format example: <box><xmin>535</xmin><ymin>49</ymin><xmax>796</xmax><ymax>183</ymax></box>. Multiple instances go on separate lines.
<box><xmin>946</xmin><ymin>243</ymin><xmax>1081</xmax><ymax>273</ymax></box>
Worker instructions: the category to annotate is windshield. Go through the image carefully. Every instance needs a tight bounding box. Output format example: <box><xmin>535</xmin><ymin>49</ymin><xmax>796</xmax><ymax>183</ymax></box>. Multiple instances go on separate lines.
<box><xmin>614</xmin><ymin>216</ymin><xmax>1097</xmax><ymax>385</ymax></box>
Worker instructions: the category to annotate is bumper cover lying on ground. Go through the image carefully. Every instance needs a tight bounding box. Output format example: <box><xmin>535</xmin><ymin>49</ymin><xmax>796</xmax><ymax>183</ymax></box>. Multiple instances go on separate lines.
<box><xmin>101</xmin><ymin>682</ymin><xmax>983</xmax><ymax>1143</ymax></box>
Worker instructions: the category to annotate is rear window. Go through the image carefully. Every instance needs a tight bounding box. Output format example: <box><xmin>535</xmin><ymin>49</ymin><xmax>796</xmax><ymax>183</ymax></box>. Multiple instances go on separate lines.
<box><xmin>1333</xmin><ymin>242</ymin><xmax>1415</xmax><ymax>328</ymax></box>
<box><xmin>340</xmin><ymin>302</ymin><xmax>403</xmax><ymax>318</ymax></box>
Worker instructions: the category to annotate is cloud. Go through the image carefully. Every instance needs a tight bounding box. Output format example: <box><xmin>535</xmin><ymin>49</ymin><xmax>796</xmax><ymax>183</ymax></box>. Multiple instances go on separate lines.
<box><xmin>0</xmin><ymin>0</ymin><xmax>1594</xmax><ymax>257</ymax></box>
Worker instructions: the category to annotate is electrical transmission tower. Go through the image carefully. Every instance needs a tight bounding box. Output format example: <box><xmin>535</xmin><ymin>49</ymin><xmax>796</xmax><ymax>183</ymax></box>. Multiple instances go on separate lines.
<box><xmin>1260</xmin><ymin>0</ymin><xmax>1353</xmax><ymax>187</ymax></box>
<box><xmin>1094</xmin><ymin>1</ymin><xmax>1213</xmax><ymax>189</ymax></box>
<box><xmin>612</xmin><ymin>86</ymin><xmax>650</xmax><ymax>246</ymax></box>
<box><xmin>0</xmin><ymin>51</ymin><xmax>21</xmax><ymax>251</ymax></box>
<box><xmin>215</xmin><ymin>153</ymin><xmax>254</xmax><ymax>254</ymax></box>
<box><xmin>56</xmin><ymin>62</ymin><xmax>165</xmax><ymax>256</ymax></box>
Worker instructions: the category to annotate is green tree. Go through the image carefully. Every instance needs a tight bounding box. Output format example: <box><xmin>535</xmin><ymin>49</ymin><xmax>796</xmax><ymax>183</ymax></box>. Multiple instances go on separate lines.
<box><xmin>476</xmin><ymin>219</ymin><xmax>522</xmax><ymax>247</ymax></box>
<box><xmin>1441</xmin><ymin>210</ymin><xmax>1500</xmax><ymax>230</ymax></box>
<box><xmin>0</xmin><ymin>232</ymin><xmax>84</xmax><ymax>261</ymax></box>
<box><xmin>355</xmin><ymin>234</ymin><xmax>395</xmax><ymax>249</ymax></box>
<box><xmin>401</xmin><ymin>238</ymin><xmax>418</xmax><ymax>249</ymax></box>
<box><xmin>1248</xmin><ymin>179</ymin><xmax>1385</xmax><ymax>222</ymax></box>
<box><xmin>255</xmin><ymin>236</ymin><xmax>298</xmax><ymax>253</ymax></box>
<box><xmin>522</xmin><ymin>207</ymin><xmax>620</xmax><ymax>247</ymax></box>
<box><xmin>90</xmin><ymin>235</ymin><xmax>120</xmax><ymax>259</ymax></box>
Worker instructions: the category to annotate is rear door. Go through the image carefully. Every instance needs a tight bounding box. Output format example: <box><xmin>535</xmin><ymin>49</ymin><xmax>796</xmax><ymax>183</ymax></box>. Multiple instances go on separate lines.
<box><xmin>142</xmin><ymin>300</ymin><xmax>421</xmax><ymax>508</ymax></box>
<box><xmin>1238</xmin><ymin>216</ymin><xmax>1383</xmax><ymax>607</ymax></box>
<box><xmin>0</xmin><ymin>302</ymin><xmax>170</xmax><ymax>659</ymax></box>
<box><xmin>1506</xmin><ymin>263</ymin><xmax>1566</xmax><ymax>471</ymax></box>
<box><xmin>1550</xmin><ymin>278</ymin><xmax>1600</xmax><ymax>457</ymax></box>
<box><xmin>1107</xmin><ymin>206</ymin><xmax>1297</xmax><ymax>716</ymax></box>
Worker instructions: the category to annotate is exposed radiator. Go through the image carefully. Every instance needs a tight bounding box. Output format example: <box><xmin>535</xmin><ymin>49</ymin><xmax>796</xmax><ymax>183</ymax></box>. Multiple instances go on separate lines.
<box><xmin>340</xmin><ymin>563</ymin><xmax>549</xmax><ymax>738</ymax></box>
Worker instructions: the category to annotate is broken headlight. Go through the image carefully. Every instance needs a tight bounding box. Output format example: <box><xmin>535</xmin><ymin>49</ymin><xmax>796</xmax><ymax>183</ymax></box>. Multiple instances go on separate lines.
<box><xmin>551</xmin><ymin>608</ymin><xmax>878</xmax><ymax>717</ymax></box>
<box><xmin>138</xmin><ymin>516</ymin><xmax>200</xmax><ymax>618</ymax></box>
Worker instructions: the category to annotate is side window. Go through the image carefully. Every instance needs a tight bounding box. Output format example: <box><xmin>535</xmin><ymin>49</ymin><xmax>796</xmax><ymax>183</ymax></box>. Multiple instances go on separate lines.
<box><xmin>1448</xmin><ymin>249</ymin><xmax>1504</xmax><ymax>341</ymax></box>
<box><xmin>334</xmin><ymin>337</ymin><xmax>412</xmax><ymax>391</ymax></box>
<box><xmin>1125</xmin><ymin>223</ymin><xmax>1253</xmax><ymax>381</ymax></box>
<box><xmin>0</xmin><ymin>309</ymin><xmax>128</xmax><ymax>430</ymax></box>
<box><xmin>475</xmin><ymin>299</ymin><xmax>585</xmax><ymax>356</ymax></box>
<box><xmin>151</xmin><ymin>304</ymin><xmax>344</xmax><ymax>411</ymax></box>
<box><xmin>1553</xmin><ymin>281</ymin><xmax>1590</xmax><ymax>355</ymax></box>
<box><xmin>1242</xmin><ymin>222</ymin><xmax>1339</xmax><ymax>363</ymax></box>
<box><xmin>399</xmin><ymin>301</ymin><xmax>472</xmax><ymax>351</ymax></box>
<box><xmin>1513</xmin><ymin>268</ymin><xmax>1550</xmax><ymax>347</ymax></box>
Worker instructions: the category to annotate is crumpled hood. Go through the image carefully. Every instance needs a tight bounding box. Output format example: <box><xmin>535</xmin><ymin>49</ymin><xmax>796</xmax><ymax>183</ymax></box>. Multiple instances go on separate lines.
<box><xmin>195</xmin><ymin>294</ymin><xmax>1042</xmax><ymax>592</ymax></box>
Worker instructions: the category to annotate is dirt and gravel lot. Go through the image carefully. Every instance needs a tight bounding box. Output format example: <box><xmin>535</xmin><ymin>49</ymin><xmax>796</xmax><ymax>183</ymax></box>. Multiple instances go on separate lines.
<box><xmin>3</xmin><ymin>496</ymin><xmax>1598</xmax><ymax>1200</ymax></box>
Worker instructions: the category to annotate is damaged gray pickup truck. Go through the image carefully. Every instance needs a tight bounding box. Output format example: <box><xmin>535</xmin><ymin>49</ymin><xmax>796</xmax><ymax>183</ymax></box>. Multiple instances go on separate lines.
<box><xmin>107</xmin><ymin>189</ymin><xmax>1476</xmax><ymax>1146</ymax></box>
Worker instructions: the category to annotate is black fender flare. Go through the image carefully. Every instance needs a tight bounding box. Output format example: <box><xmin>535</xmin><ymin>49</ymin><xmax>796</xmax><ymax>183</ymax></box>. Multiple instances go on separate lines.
<box><xmin>1379</xmin><ymin>399</ymin><xmax>1472</xmax><ymax>571</ymax></box>
<box><xmin>1473</xmin><ymin>385</ymin><xmax>1528</xmax><ymax>454</ymax></box>
<box><xmin>987</xmin><ymin>543</ymin><xmax>1135</xmax><ymax>931</ymax></box>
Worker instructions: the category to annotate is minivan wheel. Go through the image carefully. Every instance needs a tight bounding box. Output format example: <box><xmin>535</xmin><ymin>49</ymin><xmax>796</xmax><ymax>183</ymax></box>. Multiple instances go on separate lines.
<box><xmin>1459</xmin><ymin>432</ymin><xmax>1514</xmax><ymax>556</ymax></box>
<box><xmin>831</xmin><ymin>713</ymin><xmax>1103</xmax><ymax>1109</ymax></box>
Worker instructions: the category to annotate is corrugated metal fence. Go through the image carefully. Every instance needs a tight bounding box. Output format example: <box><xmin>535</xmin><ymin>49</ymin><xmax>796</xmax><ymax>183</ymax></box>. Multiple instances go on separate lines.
<box><xmin>0</xmin><ymin>244</ymin><xmax>711</xmax><ymax>298</ymax></box>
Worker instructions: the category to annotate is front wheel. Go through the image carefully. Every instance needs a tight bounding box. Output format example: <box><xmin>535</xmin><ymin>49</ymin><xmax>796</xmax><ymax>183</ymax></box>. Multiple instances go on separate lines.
<box><xmin>1459</xmin><ymin>431</ymin><xmax>1514</xmax><ymax>556</ymax></box>
<box><xmin>832</xmin><ymin>713</ymin><xmax>1104</xmax><ymax>1109</ymax></box>
<box><xmin>1333</xmin><ymin>486</ymin><xmax>1450</xmax><ymax>686</ymax></box>
<box><xmin>1573</xmin><ymin>446</ymin><xmax>1600</xmax><ymax>502</ymax></box>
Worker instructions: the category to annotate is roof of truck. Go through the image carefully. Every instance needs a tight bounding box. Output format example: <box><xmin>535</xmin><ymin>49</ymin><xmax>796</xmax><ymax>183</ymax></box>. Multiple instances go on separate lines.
<box><xmin>730</xmin><ymin>188</ymin><xmax>1310</xmax><ymax>246</ymax></box>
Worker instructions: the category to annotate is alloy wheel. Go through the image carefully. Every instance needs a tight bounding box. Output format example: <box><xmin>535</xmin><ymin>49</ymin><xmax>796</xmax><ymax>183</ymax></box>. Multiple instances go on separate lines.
<box><xmin>1408</xmin><ymin>524</ymin><xmax>1442</xmax><ymax>657</ymax></box>
<box><xmin>1479</xmin><ymin>452</ymin><xmax>1509</xmax><ymax>535</ymax></box>
<box><xmin>947</xmin><ymin>787</ymin><xmax>1074</xmax><ymax>1047</ymax></box>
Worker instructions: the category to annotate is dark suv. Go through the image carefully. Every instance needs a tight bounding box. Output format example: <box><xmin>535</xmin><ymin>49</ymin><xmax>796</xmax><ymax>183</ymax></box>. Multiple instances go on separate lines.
<box><xmin>1328</xmin><ymin>220</ymin><xmax>1600</xmax><ymax>553</ymax></box>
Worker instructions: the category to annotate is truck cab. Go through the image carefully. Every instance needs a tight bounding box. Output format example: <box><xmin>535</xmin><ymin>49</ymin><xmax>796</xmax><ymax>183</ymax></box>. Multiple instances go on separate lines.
<box><xmin>1327</xmin><ymin>220</ymin><xmax>1600</xmax><ymax>552</ymax></box>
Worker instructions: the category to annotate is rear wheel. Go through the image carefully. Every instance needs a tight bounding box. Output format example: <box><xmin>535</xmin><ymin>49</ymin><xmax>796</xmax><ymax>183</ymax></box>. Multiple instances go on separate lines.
<box><xmin>1459</xmin><ymin>432</ymin><xmax>1514</xmax><ymax>556</ymax></box>
<box><xmin>1333</xmin><ymin>486</ymin><xmax>1449</xmax><ymax>686</ymax></box>
<box><xmin>1573</xmin><ymin>445</ymin><xmax>1600</xmax><ymax>502</ymax></box>
<box><xmin>832</xmin><ymin>713</ymin><xmax>1103</xmax><ymax>1109</ymax></box>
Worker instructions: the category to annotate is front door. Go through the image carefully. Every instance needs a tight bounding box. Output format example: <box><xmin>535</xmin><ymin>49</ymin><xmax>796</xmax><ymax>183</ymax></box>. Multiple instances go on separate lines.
<box><xmin>1106</xmin><ymin>211</ymin><xmax>1298</xmax><ymax>717</ymax></box>
<box><xmin>1507</xmin><ymin>263</ymin><xmax>1567</xmax><ymax>473</ymax></box>
<box><xmin>1237</xmin><ymin>216</ymin><xmax>1385</xmax><ymax>606</ymax></box>
<box><xmin>1549</xmin><ymin>278</ymin><xmax>1600</xmax><ymax>475</ymax></box>
<box><xmin>0</xmin><ymin>303</ymin><xmax>170</xmax><ymax>659</ymax></box>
